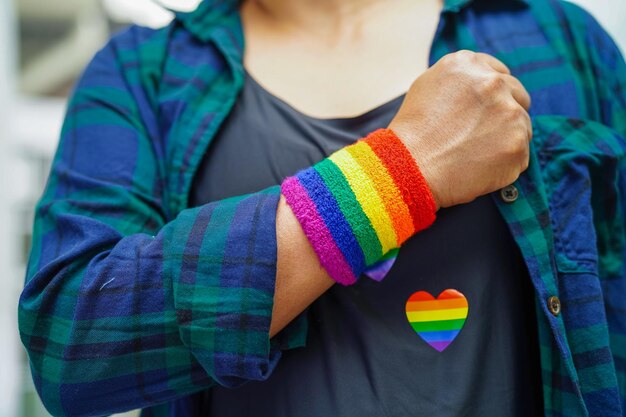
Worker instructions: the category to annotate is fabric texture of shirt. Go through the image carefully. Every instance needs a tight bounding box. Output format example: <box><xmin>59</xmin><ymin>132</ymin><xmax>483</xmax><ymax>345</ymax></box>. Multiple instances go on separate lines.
<box><xmin>17</xmin><ymin>0</ymin><xmax>626</xmax><ymax>416</ymax></box>
<box><xmin>190</xmin><ymin>68</ymin><xmax>544</xmax><ymax>416</ymax></box>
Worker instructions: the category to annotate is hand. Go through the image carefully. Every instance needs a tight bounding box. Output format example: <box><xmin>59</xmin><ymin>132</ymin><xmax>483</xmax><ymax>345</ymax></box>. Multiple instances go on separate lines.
<box><xmin>388</xmin><ymin>50</ymin><xmax>532</xmax><ymax>209</ymax></box>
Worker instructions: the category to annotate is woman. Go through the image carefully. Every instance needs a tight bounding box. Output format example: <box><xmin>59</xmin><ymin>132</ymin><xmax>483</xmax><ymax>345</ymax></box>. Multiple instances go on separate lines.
<box><xmin>19</xmin><ymin>0</ymin><xmax>626</xmax><ymax>416</ymax></box>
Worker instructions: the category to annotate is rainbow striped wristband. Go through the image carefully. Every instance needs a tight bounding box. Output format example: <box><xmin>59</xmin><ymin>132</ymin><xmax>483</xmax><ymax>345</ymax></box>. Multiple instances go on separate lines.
<box><xmin>280</xmin><ymin>128</ymin><xmax>437</xmax><ymax>285</ymax></box>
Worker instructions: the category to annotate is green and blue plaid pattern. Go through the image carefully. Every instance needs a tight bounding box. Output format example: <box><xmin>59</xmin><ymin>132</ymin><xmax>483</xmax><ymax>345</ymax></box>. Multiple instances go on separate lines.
<box><xmin>18</xmin><ymin>0</ymin><xmax>626</xmax><ymax>416</ymax></box>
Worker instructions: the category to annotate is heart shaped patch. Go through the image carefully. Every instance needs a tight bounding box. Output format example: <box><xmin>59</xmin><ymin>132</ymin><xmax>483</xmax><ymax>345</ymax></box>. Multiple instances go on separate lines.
<box><xmin>405</xmin><ymin>289</ymin><xmax>468</xmax><ymax>352</ymax></box>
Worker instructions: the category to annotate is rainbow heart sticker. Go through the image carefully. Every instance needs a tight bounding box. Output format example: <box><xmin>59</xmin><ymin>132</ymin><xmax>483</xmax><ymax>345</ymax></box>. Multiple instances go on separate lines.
<box><xmin>405</xmin><ymin>289</ymin><xmax>468</xmax><ymax>352</ymax></box>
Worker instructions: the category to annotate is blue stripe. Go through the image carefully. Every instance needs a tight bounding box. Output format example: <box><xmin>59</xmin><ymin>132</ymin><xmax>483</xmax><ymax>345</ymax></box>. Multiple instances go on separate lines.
<box><xmin>298</xmin><ymin>168</ymin><xmax>366</xmax><ymax>277</ymax></box>
<box><xmin>418</xmin><ymin>329</ymin><xmax>461</xmax><ymax>343</ymax></box>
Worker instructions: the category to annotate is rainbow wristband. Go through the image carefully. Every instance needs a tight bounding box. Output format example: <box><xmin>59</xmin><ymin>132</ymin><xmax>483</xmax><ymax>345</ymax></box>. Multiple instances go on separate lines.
<box><xmin>280</xmin><ymin>128</ymin><xmax>437</xmax><ymax>285</ymax></box>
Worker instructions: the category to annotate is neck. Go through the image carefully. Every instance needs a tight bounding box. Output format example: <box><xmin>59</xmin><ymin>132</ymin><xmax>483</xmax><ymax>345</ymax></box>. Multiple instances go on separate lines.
<box><xmin>247</xmin><ymin>0</ymin><xmax>393</xmax><ymax>37</ymax></box>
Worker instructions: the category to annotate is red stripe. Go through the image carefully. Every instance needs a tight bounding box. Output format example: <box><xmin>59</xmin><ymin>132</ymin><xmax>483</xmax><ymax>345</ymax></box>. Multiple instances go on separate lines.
<box><xmin>438</xmin><ymin>289</ymin><xmax>465</xmax><ymax>300</ymax></box>
<box><xmin>406</xmin><ymin>297</ymin><xmax>468</xmax><ymax>311</ymax></box>
<box><xmin>407</xmin><ymin>291</ymin><xmax>435</xmax><ymax>302</ymax></box>
<box><xmin>363</xmin><ymin>128</ymin><xmax>437</xmax><ymax>233</ymax></box>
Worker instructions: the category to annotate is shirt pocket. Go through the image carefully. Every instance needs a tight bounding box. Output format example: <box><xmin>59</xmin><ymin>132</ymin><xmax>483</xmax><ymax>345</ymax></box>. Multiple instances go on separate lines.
<box><xmin>533</xmin><ymin>116</ymin><xmax>626</xmax><ymax>281</ymax></box>
<box><xmin>532</xmin><ymin>116</ymin><xmax>608</xmax><ymax>276</ymax></box>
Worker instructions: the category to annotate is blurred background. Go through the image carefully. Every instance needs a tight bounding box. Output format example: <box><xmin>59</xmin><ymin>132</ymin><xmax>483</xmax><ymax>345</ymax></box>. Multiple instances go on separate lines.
<box><xmin>0</xmin><ymin>0</ymin><xmax>624</xmax><ymax>416</ymax></box>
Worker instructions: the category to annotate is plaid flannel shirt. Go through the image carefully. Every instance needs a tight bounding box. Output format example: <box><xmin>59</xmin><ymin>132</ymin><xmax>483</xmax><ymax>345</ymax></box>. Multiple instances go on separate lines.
<box><xmin>18</xmin><ymin>0</ymin><xmax>626</xmax><ymax>415</ymax></box>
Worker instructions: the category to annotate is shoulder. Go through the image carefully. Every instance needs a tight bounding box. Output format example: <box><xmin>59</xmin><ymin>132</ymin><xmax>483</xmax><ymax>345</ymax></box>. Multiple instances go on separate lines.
<box><xmin>79</xmin><ymin>25</ymin><xmax>173</xmax><ymax>96</ymax></box>
<box><xmin>519</xmin><ymin>0</ymin><xmax>626</xmax><ymax>87</ymax></box>
<box><xmin>86</xmin><ymin>2</ymin><xmax>235</xmax><ymax>86</ymax></box>
<box><xmin>527</xmin><ymin>0</ymin><xmax>622</xmax><ymax>56</ymax></box>
<box><xmin>527</xmin><ymin>0</ymin><xmax>597</xmax><ymax>26</ymax></box>
<box><xmin>77</xmin><ymin>10</ymin><xmax>227</xmax><ymax>103</ymax></box>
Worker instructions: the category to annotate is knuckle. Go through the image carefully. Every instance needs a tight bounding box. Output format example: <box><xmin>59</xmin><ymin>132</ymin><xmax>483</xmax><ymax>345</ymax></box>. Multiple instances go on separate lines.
<box><xmin>518</xmin><ymin>142</ymin><xmax>530</xmax><ymax>170</ymax></box>
<box><xmin>480</xmin><ymin>73</ymin><xmax>505</xmax><ymax>93</ymax></box>
<box><xmin>440</xmin><ymin>53</ymin><xmax>455</xmax><ymax>66</ymax></box>
<box><xmin>499</xmin><ymin>99</ymin><xmax>524</xmax><ymax>120</ymax></box>
<box><xmin>510</xmin><ymin>171</ymin><xmax>522</xmax><ymax>184</ymax></box>
<box><xmin>524</xmin><ymin>92</ymin><xmax>532</xmax><ymax>108</ymax></box>
<box><xmin>516</xmin><ymin>132</ymin><xmax>529</xmax><ymax>152</ymax></box>
<box><xmin>444</xmin><ymin>50</ymin><xmax>475</xmax><ymax>67</ymax></box>
<box><xmin>507</xmin><ymin>103</ymin><xmax>525</xmax><ymax>120</ymax></box>
<box><xmin>503</xmin><ymin>168</ymin><xmax>522</xmax><ymax>185</ymax></box>
<box><xmin>504</xmin><ymin>134</ymin><xmax>526</xmax><ymax>157</ymax></box>
<box><xmin>454</xmin><ymin>49</ymin><xmax>475</xmax><ymax>61</ymax></box>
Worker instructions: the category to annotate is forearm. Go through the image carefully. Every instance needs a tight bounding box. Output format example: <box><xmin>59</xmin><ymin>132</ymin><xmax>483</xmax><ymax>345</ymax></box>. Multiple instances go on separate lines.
<box><xmin>270</xmin><ymin>127</ymin><xmax>440</xmax><ymax>337</ymax></box>
<box><xmin>271</xmin><ymin>195</ymin><xmax>334</xmax><ymax>337</ymax></box>
<box><xmin>20</xmin><ymin>187</ymin><xmax>299</xmax><ymax>416</ymax></box>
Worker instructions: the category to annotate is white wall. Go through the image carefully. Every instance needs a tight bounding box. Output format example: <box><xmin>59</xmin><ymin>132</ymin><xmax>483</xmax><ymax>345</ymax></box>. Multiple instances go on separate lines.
<box><xmin>0</xmin><ymin>0</ymin><xmax>23</xmax><ymax>415</ymax></box>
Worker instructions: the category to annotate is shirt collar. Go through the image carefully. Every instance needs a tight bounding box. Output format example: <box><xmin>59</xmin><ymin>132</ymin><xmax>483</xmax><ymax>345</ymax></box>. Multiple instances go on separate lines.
<box><xmin>171</xmin><ymin>0</ymin><xmax>240</xmax><ymax>42</ymax></box>
<box><xmin>443</xmin><ymin>0</ymin><xmax>473</xmax><ymax>12</ymax></box>
<box><xmin>443</xmin><ymin>0</ymin><xmax>529</xmax><ymax>12</ymax></box>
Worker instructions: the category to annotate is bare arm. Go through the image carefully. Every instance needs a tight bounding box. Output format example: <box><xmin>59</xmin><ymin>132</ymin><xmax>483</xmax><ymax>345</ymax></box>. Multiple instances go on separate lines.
<box><xmin>271</xmin><ymin>195</ymin><xmax>335</xmax><ymax>337</ymax></box>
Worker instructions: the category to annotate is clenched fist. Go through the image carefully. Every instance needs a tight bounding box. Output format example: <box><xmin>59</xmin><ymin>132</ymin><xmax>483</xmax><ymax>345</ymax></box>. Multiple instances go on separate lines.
<box><xmin>388</xmin><ymin>50</ymin><xmax>532</xmax><ymax>209</ymax></box>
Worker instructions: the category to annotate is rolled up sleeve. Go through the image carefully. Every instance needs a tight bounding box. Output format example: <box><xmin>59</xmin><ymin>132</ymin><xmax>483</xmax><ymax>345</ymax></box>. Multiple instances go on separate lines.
<box><xmin>18</xmin><ymin>27</ymin><xmax>307</xmax><ymax>417</ymax></box>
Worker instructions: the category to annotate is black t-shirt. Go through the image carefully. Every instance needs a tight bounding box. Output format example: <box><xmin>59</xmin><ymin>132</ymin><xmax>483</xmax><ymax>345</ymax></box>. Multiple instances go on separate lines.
<box><xmin>189</xmin><ymin>71</ymin><xmax>544</xmax><ymax>416</ymax></box>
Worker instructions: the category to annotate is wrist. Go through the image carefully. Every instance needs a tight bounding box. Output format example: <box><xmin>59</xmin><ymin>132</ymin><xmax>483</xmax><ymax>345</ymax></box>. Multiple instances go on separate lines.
<box><xmin>386</xmin><ymin>122</ymin><xmax>442</xmax><ymax>211</ymax></box>
<box><xmin>281</xmin><ymin>128</ymin><xmax>438</xmax><ymax>285</ymax></box>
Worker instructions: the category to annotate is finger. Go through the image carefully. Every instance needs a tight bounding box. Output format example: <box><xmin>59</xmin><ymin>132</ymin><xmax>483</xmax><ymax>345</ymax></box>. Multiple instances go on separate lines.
<box><xmin>501</xmin><ymin>74</ymin><xmax>531</xmax><ymax>111</ymax></box>
<box><xmin>475</xmin><ymin>52</ymin><xmax>511</xmax><ymax>75</ymax></box>
<box><xmin>521</xmin><ymin>142</ymin><xmax>530</xmax><ymax>173</ymax></box>
<box><xmin>521</xmin><ymin>105</ymin><xmax>533</xmax><ymax>142</ymax></box>
<box><xmin>508</xmin><ymin>98</ymin><xmax>533</xmax><ymax>143</ymax></box>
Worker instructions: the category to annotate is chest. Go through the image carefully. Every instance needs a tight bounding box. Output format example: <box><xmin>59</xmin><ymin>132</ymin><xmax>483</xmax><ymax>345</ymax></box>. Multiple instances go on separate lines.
<box><xmin>239</xmin><ymin>0</ymin><xmax>442</xmax><ymax>119</ymax></box>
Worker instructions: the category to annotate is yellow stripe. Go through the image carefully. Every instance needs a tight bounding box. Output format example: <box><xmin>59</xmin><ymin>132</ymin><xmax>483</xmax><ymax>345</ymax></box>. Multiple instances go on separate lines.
<box><xmin>406</xmin><ymin>308</ymin><xmax>469</xmax><ymax>322</ymax></box>
<box><xmin>329</xmin><ymin>149</ymin><xmax>397</xmax><ymax>253</ymax></box>
<box><xmin>345</xmin><ymin>142</ymin><xmax>415</xmax><ymax>244</ymax></box>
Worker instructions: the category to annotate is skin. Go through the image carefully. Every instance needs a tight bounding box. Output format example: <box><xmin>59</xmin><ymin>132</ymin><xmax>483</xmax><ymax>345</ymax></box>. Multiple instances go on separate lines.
<box><xmin>239</xmin><ymin>0</ymin><xmax>532</xmax><ymax>337</ymax></box>
<box><xmin>241</xmin><ymin>0</ymin><xmax>442</xmax><ymax>118</ymax></box>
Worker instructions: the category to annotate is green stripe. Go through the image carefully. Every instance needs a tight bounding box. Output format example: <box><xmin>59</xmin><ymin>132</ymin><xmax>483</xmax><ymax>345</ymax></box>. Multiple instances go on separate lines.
<box><xmin>380</xmin><ymin>247</ymin><xmax>400</xmax><ymax>261</ymax></box>
<box><xmin>410</xmin><ymin>319</ymin><xmax>466</xmax><ymax>333</ymax></box>
<box><xmin>314</xmin><ymin>158</ymin><xmax>382</xmax><ymax>265</ymax></box>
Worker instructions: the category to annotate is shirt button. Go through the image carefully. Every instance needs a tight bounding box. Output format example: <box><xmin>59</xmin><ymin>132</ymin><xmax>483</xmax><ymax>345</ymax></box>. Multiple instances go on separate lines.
<box><xmin>548</xmin><ymin>296</ymin><xmax>561</xmax><ymax>316</ymax></box>
<box><xmin>500</xmin><ymin>184</ymin><xmax>519</xmax><ymax>203</ymax></box>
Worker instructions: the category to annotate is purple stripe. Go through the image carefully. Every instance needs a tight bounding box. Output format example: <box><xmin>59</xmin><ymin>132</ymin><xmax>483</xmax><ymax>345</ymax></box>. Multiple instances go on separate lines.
<box><xmin>363</xmin><ymin>255</ymin><xmax>397</xmax><ymax>281</ymax></box>
<box><xmin>299</xmin><ymin>168</ymin><xmax>365</xmax><ymax>277</ymax></box>
<box><xmin>428</xmin><ymin>341</ymin><xmax>452</xmax><ymax>352</ymax></box>
<box><xmin>281</xmin><ymin>177</ymin><xmax>357</xmax><ymax>285</ymax></box>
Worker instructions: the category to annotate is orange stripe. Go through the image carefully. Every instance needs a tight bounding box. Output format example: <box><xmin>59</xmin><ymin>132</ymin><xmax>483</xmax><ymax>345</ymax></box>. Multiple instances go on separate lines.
<box><xmin>346</xmin><ymin>142</ymin><xmax>414</xmax><ymax>244</ymax></box>
<box><xmin>406</xmin><ymin>298</ymin><xmax>468</xmax><ymax>312</ymax></box>
<box><xmin>407</xmin><ymin>307</ymin><xmax>468</xmax><ymax>322</ymax></box>
<box><xmin>363</xmin><ymin>129</ymin><xmax>437</xmax><ymax>232</ymax></box>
